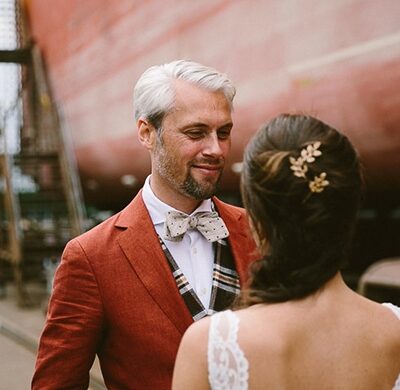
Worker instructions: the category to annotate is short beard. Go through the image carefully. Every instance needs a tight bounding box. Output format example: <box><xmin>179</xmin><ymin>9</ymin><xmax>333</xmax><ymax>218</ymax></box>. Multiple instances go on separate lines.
<box><xmin>153</xmin><ymin>135</ymin><xmax>222</xmax><ymax>201</ymax></box>
<box><xmin>180</xmin><ymin>172</ymin><xmax>221</xmax><ymax>200</ymax></box>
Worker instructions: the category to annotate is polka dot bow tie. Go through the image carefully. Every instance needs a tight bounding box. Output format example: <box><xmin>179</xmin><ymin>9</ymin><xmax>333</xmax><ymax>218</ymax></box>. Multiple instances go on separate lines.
<box><xmin>164</xmin><ymin>210</ymin><xmax>229</xmax><ymax>243</ymax></box>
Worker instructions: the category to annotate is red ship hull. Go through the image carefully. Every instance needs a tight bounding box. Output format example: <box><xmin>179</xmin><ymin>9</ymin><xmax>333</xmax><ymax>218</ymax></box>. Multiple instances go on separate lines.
<box><xmin>25</xmin><ymin>0</ymin><xmax>400</xmax><ymax>209</ymax></box>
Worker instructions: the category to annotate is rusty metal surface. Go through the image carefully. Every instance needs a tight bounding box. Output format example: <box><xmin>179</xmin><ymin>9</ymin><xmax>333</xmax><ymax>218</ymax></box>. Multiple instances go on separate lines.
<box><xmin>23</xmin><ymin>0</ymin><xmax>400</xmax><ymax>208</ymax></box>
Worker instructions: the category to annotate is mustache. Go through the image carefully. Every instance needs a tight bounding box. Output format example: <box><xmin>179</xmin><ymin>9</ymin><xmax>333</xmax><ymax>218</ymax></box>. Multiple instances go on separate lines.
<box><xmin>191</xmin><ymin>158</ymin><xmax>225</xmax><ymax>167</ymax></box>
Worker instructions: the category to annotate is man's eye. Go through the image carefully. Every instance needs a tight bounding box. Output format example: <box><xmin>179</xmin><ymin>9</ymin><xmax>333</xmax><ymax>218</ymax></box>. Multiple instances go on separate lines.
<box><xmin>186</xmin><ymin>131</ymin><xmax>204</xmax><ymax>139</ymax></box>
<box><xmin>218</xmin><ymin>131</ymin><xmax>231</xmax><ymax>140</ymax></box>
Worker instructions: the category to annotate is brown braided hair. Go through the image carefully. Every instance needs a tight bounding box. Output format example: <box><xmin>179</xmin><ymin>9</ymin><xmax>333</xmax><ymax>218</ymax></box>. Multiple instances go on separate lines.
<box><xmin>238</xmin><ymin>114</ymin><xmax>363</xmax><ymax>306</ymax></box>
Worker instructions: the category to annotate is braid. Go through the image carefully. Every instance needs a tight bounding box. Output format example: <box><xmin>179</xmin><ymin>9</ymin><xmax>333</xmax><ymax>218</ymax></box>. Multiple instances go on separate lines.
<box><xmin>239</xmin><ymin>114</ymin><xmax>362</xmax><ymax>307</ymax></box>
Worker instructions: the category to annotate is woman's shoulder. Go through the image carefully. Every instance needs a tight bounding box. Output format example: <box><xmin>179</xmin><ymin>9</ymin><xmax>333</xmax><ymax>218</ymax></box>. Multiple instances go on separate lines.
<box><xmin>174</xmin><ymin>315</ymin><xmax>213</xmax><ymax>374</ymax></box>
<box><xmin>381</xmin><ymin>302</ymin><xmax>400</xmax><ymax>320</ymax></box>
<box><xmin>182</xmin><ymin>315</ymin><xmax>212</xmax><ymax>346</ymax></box>
<box><xmin>181</xmin><ymin>310</ymin><xmax>244</xmax><ymax>347</ymax></box>
<box><xmin>358</xmin><ymin>298</ymin><xmax>400</xmax><ymax>329</ymax></box>
<box><xmin>173</xmin><ymin>316</ymin><xmax>211</xmax><ymax>389</ymax></box>
<box><xmin>355</xmin><ymin>299</ymin><xmax>400</xmax><ymax>358</ymax></box>
<box><xmin>228</xmin><ymin>305</ymin><xmax>292</xmax><ymax>353</ymax></box>
<box><xmin>378</xmin><ymin>302</ymin><xmax>400</xmax><ymax>346</ymax></box>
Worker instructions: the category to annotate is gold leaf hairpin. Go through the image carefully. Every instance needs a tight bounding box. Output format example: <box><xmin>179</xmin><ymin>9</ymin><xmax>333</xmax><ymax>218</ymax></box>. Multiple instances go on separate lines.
<box><xmin>289</xmin><ymin>142</ymin><xmax>329</xmax><ymax>193</ymax></box>
<box><xmin>309</xmin><ymin>172</ymin><xmax>329</xmax><ymax>193</ymax></box>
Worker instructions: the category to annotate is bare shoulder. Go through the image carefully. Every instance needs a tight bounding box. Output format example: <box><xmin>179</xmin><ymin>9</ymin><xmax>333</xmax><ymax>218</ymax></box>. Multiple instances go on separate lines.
<box><xmin>376</xmin><ymin>301</ymin><xmax>400</xmax><ymax>342</ymax></box>
<box><xmin>359</xmin><ymin>298</ymin><xmax>400</xmax><ymax>329</ymax></box>
<box><xmin>172</xmin><ymin>317</ymin><xmax>212</xmax><ymax>390</ymax></box>
<box><xmin>181</xmin><ymin>316</ymin><xmax>212</xmax><ymax>349</ymax></box>
<box><xmin>342</xmin><ymin>296</ymin><xmax>400</xmax><ymax>371</ymax></box>
<box><xmin>381</xmin><ymin>302</ymin><xmax>400</xmax><ymax>320</ymax></box>
<box><xmin>229</xmin><ymin>306</ymin><xmax>286</xmax><ymax>355</ymax></box>
<box><xmin>360</xmin><ymin>299</ymin><xmax>400</xmax><ymax>379</ymax></box>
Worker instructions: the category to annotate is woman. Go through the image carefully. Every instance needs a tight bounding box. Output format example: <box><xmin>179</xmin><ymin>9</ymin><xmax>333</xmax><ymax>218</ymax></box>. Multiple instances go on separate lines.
<box><xmin>172</xmin><ymin>114</ymin><xmax>400</xmax><ymax>389</ymax></box>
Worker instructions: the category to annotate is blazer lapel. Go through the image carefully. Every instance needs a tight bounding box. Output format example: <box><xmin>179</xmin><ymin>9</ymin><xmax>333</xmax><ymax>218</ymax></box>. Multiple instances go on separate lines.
<box><xmin>115</xmin><ymin>191</ymin><xmax>193</xmax><ymax>334</ymax></box>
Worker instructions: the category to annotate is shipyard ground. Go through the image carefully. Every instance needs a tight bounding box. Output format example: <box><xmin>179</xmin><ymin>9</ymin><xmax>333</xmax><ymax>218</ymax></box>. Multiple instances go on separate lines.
<box><xmin>0</xmin><ymin>283</ymin><xmax>105</xmax><ymax>390</ymax></box>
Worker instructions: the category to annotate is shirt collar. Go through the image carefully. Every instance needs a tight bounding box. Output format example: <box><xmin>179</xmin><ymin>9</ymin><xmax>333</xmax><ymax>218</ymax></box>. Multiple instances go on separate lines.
<box><xmin>142</xmin><ymin>175</ymin><xmax>213</xmax><ymax>226</ymax></box>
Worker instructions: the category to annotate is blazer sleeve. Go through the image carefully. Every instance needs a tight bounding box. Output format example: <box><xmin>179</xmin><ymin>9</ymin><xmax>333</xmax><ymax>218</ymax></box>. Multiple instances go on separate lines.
<box><xmin>32</xmin><ymin>238</ymin><xmax>104</xmax><ymax>390</ymax></box>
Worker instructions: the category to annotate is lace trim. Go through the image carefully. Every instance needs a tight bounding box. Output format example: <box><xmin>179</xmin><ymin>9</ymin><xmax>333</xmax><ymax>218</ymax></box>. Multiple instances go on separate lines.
<box><xmin>208</xmin><ymin>310</ymin><xmax>249</xmax><ymax>390</ymax></box>
<box><xmin>394</xmin><ymin>376</ymin><xmax>400</xmax><ymax>390</ymax></box>
<box><xmin>207</xmin><ymin>305</ymin><xmax>399</xmax><ymax>389</ymax></box>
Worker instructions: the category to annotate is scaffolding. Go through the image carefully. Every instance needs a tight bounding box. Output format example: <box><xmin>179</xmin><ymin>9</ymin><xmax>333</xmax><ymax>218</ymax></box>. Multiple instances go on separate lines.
<box><xmin>0</xmin><ymin>0</ymin><xmax>85</xmax><ymax>305</ymax></box>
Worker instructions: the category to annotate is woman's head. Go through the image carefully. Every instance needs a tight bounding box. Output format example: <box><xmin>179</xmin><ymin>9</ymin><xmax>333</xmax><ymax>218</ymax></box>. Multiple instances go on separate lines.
<box><xmin>240</xmin><ymin>114</ymin><xmax>363</xmax><ymax>304</ymax></box>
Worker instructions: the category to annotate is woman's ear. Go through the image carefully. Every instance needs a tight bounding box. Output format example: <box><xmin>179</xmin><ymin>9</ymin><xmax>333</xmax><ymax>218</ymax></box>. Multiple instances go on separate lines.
<box><xmin>137</xmin><ymin>118</ymin><xmax>157</xmax><ymax>150</ymax></box>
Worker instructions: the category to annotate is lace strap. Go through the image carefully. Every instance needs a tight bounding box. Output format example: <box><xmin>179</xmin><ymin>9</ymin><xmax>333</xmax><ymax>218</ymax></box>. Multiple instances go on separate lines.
<box><xmin>207</xmin><ymin>310</ymin><xmax>249</xmax><ymax>390</ymax></box>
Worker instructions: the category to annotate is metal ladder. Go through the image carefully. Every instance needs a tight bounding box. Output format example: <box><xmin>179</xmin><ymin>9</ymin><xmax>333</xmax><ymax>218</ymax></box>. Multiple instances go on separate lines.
<box><xmin>0</xmin><ymin>41</ymin><xmax>86</xmax><ymax>305</ymax></box>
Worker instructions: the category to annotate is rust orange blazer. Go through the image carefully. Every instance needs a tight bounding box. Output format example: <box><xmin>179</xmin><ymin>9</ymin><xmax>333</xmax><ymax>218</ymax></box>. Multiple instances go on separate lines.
<box><xmin>32</xmin><ymin>191</ymin><xmax>257</xmax><ymax>389</ymax></box>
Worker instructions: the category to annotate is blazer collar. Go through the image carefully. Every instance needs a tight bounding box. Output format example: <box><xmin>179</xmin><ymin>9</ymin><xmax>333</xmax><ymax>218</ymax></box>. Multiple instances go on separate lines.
<box><xmin>115</xmin><ymin>190</ymin><xmax>193</xmax><ymax>334</ymax></box>
<box><xmin>114</xmin><ymin>192</ymin><xmax>256</xmax><ymax>331</ymax></box>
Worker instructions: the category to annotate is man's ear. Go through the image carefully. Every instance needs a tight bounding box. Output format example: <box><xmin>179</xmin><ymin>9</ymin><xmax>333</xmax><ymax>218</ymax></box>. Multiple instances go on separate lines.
<box><xmin>137</xmin><ymin>118</ymin><xmax>157</xmax><ymax>150</ymax></box>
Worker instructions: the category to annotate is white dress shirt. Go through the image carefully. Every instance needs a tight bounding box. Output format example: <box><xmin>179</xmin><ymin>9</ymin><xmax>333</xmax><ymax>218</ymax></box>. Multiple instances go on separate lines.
<box><xmin>142</xmin><ymin>176</ymin><xmax>215</xmax><ymax>309</ymax></box>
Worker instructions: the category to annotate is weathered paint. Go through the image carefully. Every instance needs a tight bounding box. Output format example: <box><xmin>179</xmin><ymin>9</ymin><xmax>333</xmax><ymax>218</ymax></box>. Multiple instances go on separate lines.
<box><xmin>25</xmin><ymin>0</ymin><xmax>400</xmax><ymax>208</ymax></box>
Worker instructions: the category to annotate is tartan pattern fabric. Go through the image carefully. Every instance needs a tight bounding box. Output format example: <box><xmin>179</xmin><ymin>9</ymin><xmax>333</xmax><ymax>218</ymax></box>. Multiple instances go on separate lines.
<box><xmin>209</xmin><ymin>240</ymin><xmax>241</xmax><ymax>314</ymax></box>
<box><xmin>158</xmin><ymin>235</ymin><xmax>240</xmax><ymax>321</ymax></box>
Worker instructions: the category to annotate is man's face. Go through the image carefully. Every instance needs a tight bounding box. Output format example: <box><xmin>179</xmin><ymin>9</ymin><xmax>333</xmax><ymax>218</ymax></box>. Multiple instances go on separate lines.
<box><xmin>151</xmin><ymin>80</ymin><xmax>233</xmax><ymax>205</ymax></box>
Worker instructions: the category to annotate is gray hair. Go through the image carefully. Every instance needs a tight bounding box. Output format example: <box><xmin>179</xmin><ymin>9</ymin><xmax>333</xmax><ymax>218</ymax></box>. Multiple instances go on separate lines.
<box><xmin>133</xmin><ymin>60</ymin><xmax>236</xmax><ymax>129</ymax></box>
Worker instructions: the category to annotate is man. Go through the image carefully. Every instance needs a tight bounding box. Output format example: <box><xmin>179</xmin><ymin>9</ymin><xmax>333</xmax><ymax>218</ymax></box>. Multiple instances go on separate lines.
<box><xmin>32</xmin><ymin>60</ymin><xmax>257</xmax><ymax>389</ymax></box>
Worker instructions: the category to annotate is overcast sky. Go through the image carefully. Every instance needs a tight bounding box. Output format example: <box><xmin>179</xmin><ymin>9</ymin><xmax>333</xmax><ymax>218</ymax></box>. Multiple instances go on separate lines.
<box><xmin>0</xmin><ymin>0</ymin><xmax>20</xmax><ymax>154</ymax></box>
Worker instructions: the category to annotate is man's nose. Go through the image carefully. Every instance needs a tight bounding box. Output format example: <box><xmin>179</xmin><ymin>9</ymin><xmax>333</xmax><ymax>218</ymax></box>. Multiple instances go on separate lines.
<box><xmin>203</xmin><ymin>133</ymin><xmax>223</xmax><ymax>157</ymax></box>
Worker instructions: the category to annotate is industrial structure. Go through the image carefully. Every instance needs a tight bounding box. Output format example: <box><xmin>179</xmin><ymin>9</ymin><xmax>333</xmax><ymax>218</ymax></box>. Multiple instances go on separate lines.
<box><xmin>0</xmin><ymin>0</ymin><xmax>85</xmax><ymax>305</ymax></box>
<box><xmin>0</xmin><ymin>0</ymin><xmax>399</xmax><ymax>301</ymax></box>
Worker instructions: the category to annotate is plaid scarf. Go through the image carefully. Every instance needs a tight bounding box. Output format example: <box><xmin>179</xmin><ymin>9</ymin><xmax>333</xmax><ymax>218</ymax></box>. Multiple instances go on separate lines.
<box><xmin>158</xmin><ymin>236</ymin><xmax>240</xmax><ymax>321</ymax></box>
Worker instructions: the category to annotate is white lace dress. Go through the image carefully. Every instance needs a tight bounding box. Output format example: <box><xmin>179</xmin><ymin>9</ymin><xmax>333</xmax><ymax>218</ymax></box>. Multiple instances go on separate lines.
<box><xmin>208</xmin><ymin>304</ymin><xmax>400</xmax><ymax>390</ymax></box>
<box><xmin>207</xmin><ymin>310</ymin><xmax>248</xmax><ymax>389</ymax></box>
